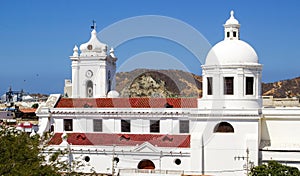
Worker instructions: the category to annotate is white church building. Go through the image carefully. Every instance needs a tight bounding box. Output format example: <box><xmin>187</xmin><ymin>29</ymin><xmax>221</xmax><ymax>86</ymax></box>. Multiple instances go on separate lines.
<box><xmin>36</xmin><ymin>11</ymin><xmax>300</xmax><ymax>176</ymax></box>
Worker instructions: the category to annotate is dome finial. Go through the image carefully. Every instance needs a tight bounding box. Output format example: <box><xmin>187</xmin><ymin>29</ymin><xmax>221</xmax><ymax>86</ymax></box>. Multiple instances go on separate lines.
<box><xmin>73</xmin><ymin>45</ymin><xmax>79</xmax><ymax>57</ymax></box>
<box><xmin>225</xmin><ymin>10</ymin><xmax>239</xmax><ymax>25</ymax></box>
<box><xmin>230</xmin><ymin>10</ymin><xmax>234</xmax><ymax>18</ymax></box>
<box><xmin>110</xmin><ymin>47</ymin><xmax>116</xmax><ymax>58</ymax></box>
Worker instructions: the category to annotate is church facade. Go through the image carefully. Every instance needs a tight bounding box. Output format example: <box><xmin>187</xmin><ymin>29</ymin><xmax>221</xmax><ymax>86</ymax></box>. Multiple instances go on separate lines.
<box><xmin>36</xmin><ymin>11</ymin><xmax>300</xmax><ymax>176</ymax></box>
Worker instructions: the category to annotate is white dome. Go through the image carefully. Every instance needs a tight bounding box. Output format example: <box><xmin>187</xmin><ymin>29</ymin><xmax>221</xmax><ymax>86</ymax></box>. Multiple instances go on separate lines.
<box><xmin>205</xmin><ymin>40</ymin><xmax>258</xmax><ymax>65</ymax></box>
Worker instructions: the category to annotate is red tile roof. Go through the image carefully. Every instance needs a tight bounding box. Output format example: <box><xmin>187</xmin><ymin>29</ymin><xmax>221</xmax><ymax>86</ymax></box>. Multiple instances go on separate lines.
<box><xmin>55</xmin><ymin>98</ymin><xmax>197</xmax><ymax>108</ymax></box>
<box><xmin>20</xmin><ymin>108</ymin><xmax>37</xmax><ymax>113</ymax></box>
<box><xmin>48</xmin><ymin>133</ymin><xmax>190</xmax><ymax>148</ymax></box>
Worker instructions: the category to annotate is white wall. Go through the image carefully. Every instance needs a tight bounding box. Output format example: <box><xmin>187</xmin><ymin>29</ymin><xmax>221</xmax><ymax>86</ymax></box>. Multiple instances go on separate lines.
<box><xmin>262</xmin><ymin>108</ymin><xmax>300</xmax><ymax>145</ymax></box>
<box><xmin>131</xmin><ymin>119</ymin><xmax>150</xmax><ymax>133</ymax></box>
<box><xmin>260</xmin><ymin>108</ymin><xmax>300</xmax><ymax>169</ymax></box>
<box><xmin>190</xmin><ymin>118</ymin><xmax>259</xmax><ymax>176</ymax></box>
<box><xmin>53</xmin><ymin>116</ymin><xmax>188</xmax><ymax>134</ymax></box>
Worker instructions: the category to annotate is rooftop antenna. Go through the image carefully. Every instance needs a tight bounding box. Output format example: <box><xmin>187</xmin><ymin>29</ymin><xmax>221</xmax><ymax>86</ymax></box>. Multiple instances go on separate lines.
<box><xmin>91</xmin><ymin>20</ymin><xmax>96</xmax><ymax>30</ymax></box>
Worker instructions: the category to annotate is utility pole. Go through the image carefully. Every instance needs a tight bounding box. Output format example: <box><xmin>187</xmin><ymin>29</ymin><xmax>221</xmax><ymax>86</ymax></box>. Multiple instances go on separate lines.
<box><xmin>246</xmin><ymin>148</ymin><xmax>249</xmax><ymax>176</ymax></box>
<box><xmin>234</xmin><ymin>148</ymin><xmax>254</xmax><ymax>176</ymax></box>
<box><xmin>159</xmin><ymin>151</ymin><xmax>162</xmax><ymax>172</ymax></box>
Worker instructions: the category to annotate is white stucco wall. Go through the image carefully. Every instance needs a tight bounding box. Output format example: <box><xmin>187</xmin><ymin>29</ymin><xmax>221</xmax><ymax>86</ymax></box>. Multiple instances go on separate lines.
<box><xmin>260</xmin><ymin>108</ymin><xmax>300</xmax><ymax>169</ymax></box>
<box><xmin>190</xmin><ymin>117</ymin><xmax>259</xmax><ymax>176</ymax></box>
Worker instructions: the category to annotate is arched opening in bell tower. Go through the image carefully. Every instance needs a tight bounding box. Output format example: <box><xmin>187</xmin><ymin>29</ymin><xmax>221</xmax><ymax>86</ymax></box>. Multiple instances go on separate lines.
<box><xmin>86</xmin><ymin>80</ymin><xmax>93</xmax><ymax>97</ymax></box>
<box><xmin>107</xmin><ymin>70</ymin><xmax>112</xmax><ymax>94</ymax></box>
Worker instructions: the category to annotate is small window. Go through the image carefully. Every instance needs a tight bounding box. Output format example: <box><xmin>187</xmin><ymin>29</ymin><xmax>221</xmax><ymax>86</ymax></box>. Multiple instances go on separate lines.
<box><xmin>174</xmin><ymin>158</ymin><xmax>181</xmax><ymax>165</ymax></box>
<box><xmin>179</xmin><ymin>120</ymin><xmax>189</xmax><ymax>133</ymax></box>
<box><xmin>84</xmin><ymin>156</ymin><xmax>90</xmax><ymax>162</ymax></box>
<box><xmin>150</xmin><ymin>120</ymin><xmax>160</xmax><ymax>133</ymax></box>
<box><xmin>224</xmin><ymin>77</ymin><xmax>234</xmax><ymax>95</ymax></box>
<box><xmin>214</xmin><ymin>122</ymin><xmax>234</xmax><ymax>133</ymax></box>
<box><xmin>227</xmin><ymin>32</ymin><xmax>230</xmax><ymax>38</ymax></box>
<box><xmin>246</xmin><ymin>77</ymin><xmax>254</xmax><ymax>95</ymax></box>
<box><xmin>121</xmin><ymin>120</ymin><xmax>131</xmax><ymax>132</ymax></box>
<box><xmin>64</xmin><ymin>119</ymin><xmax>73</xmax><ymax>131</ymax></box>
<box><xmin>233</xmin><ymin>31</ymin><xmax>237</xmax><ymax>37</ymax></box>
<box><xmin>93</xmin><ymin>119</ymin><xmax>103</xmax><ymax>132</ymax></box>
<box><xmin>207</xmin><ymin>77</ymin><xmax>213</xmax><ymax>95</ymax></box>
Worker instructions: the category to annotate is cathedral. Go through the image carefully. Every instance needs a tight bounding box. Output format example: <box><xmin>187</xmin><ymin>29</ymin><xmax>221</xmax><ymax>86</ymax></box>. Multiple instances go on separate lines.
<box><xmin>36</xmin><ymin>11</ymin><xmax>300</xmax><ymax>176</ymax></box>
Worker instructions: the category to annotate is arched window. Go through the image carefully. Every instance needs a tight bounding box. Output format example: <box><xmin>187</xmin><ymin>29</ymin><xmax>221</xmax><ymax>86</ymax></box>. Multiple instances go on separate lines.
<box><xmin>214</xmin><ymin>122</ymin><xmax>234</xmax><ymax>133</ymax></box>
<box><xmin>233</xmin><ymin>31</ymin><xmax>237</xmax><ymax>37</ymax></box>
<box><xmin>86</xmin><ymin>80</ymin><xmax>93</xmax><ymax>97</ymax></box>
<box><xmin>138</xmin><ymin>159</ymin><xmax>155</xmax><ymax>169</ymax></box>
<box><xmin>107</xmin><ymin>71</ymin><xmax>111</xmax><ymax>93</ymax></box>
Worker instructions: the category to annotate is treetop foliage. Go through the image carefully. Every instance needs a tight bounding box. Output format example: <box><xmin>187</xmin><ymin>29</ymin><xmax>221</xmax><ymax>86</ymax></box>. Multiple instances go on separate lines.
<box><xmin>0</xmin><ymin>125</ymin><xmax>60</xmax><ymax>176</ymax></box>
<box><xmin>250</xmin><ymin>160</ymin><xmax>300</xmax><ymax>176</ymax></box>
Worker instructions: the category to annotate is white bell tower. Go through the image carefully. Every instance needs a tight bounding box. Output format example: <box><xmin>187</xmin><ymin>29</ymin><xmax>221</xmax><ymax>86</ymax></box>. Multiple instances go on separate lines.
<box><xmin>69</xmin><ymin>25</ymin><xmax>117</xmax><ymax>98</ymax></box>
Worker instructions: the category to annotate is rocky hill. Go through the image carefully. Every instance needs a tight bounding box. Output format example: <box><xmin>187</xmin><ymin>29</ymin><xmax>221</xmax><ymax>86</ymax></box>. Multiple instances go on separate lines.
<box><xmin>116</xmin><ymin>69</ymin><xmax>300</xmax><ymax>98</ymax></box>
<box><xmin>262</xmin><ymin>77</ymin><xmax>300</xmax><ymax>98</ymax></box>
<box><xmin>116</xmin><ymin>69</ymin><xmax>202</xmax><ymax>98</ymax></box>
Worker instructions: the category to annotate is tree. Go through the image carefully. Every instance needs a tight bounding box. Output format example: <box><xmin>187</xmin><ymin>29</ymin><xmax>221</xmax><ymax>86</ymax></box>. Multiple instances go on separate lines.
<box><xmin>250</xmin><ymin>160</ymin><xmax>300</xmax><ymax>176</ymax></box>
<box><xmin>0</xmin><ymin>125</ymin><xmax>60</xmax><ymax>176</ymax></box>
<box><xmin>31</xmin><ymin>103</ymin><xmax>39</xmax><ymax>109</ymax></box>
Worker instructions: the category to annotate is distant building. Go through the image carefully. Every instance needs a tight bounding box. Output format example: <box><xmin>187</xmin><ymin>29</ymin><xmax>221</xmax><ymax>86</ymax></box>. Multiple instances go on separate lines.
<box><xmin>0</xmin><ymin>110</ymin><xmax>14</xmax><ymax>120</ymax></box>
<box><xmin>1</xmin><ymin>87</ymin><xmax>34</xmax><ymax>103</ymax></box>
<box><xmin>263</xmin><ymin>96</ymin><xmax>300</xmax><ymax>107</ymax></box>
<box><xmin>64</xmin><ymin>79</ymin><xmax>72</xmax><ymax>97</ymax></box>
<box><xmin>37</xmin><ymin>11</ymin><xmax>300</xmax><ymax>176</ymax></box>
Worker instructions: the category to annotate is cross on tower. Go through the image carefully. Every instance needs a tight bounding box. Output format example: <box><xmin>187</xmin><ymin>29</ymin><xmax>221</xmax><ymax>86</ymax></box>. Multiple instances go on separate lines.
<box><xmin>91</xmin><ymin>20</ymin><xmax>96</xmax><ymax>30</ymax></box>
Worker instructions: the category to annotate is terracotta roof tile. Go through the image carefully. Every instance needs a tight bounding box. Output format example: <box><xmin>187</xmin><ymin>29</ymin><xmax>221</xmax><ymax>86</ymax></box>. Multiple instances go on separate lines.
<box><xmin>20</xmin><ymin>108</ymin><xmax>37</xmax><ymax>113</ymax></box>
<box><xmin>48</xmin><ymin>133</ymin><xmax>190</xmax><ymax>148</ymax></box>
<box><xmin>55</xmin><ymin>98</ymin><xmax>197</xmax><ymax>108</ymax></box>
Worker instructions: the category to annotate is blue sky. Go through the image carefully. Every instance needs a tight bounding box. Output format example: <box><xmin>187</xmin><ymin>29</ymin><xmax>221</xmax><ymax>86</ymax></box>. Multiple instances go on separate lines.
<box><xmin>1</xmin><ymin>0</ymin><xmax>300</xmax><ymax>94</ymax></box>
